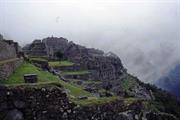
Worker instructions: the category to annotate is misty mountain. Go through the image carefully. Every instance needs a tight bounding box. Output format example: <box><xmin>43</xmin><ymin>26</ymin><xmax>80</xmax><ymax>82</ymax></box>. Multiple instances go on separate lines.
<box><xmin>157</xmin><ymin>63</ymin><xmax>180</xmax><ymax>99</ymax></box>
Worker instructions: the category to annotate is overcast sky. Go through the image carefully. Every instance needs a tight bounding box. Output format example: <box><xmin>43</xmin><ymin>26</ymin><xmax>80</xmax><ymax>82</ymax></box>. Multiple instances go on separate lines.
<box><xmin>0</xmin><ymin>0</ymin><xmax>180</xmax><ymax>83</ymax></box>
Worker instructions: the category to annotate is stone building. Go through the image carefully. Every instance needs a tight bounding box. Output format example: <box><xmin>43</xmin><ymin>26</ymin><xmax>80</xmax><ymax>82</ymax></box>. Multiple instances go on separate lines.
<box><xmin>42</xmin><ymin>37</ymin><xmax>69</xmax><ymax>59</ymax></box>
<box><xmin>24</xmin><ymin>40</ymin><xmax>48</xmax><ymax>57</ymax></box>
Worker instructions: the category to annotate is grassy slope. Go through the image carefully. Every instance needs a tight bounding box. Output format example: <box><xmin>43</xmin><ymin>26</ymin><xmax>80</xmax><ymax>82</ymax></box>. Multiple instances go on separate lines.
<box><xmin>0</xmin><ymin>62</ymin><xmax>59</xmax><ymax>84</ymax></box>
<box><xmin>57</xmin><ymin>80</ymin><xmax>93</xmax><ymax>97</ymax></box>
<box><xmin>0</xmin><ymin>62</ymin><xmax>92</xmax><ymax>96</ymax></box>
<box><xmin>0</xmin><ymin>62</ymin><xmax>119</xmax><ymax>107</ymax></box>
<box><xmin>74</xmin><ymin>96</ymin><xmax>119</xmax><ymax>106</ymax></box>
<box><xmin>62</xmin><ymin>70</ymin><xmax>90</xmax><ymax>75</ymax></box>
<box><xmin>30</xmin><ymin>57</ymin><xmax>48</xmax><ymax>62</ymax></box>
<box><xmin>49</xmin><ymin>61</ymin><xmax>74</xmax><ymax>67</ymax></box>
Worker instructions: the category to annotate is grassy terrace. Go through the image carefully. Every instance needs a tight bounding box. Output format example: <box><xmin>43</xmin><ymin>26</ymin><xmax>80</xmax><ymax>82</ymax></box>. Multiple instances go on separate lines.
<box><xmin>0</xmin><ymin>62</ymin><xmax>59</xmax><ymax>84</ymax></box>
<box><xmin>0</xmin><ymin>62</ymin><xmax>118</xmax><ymax>107</ymax></box>
<box><xmin>30</xmin><ymin>57</ymin><xmax>48</xmax><ymax>62</ymax></box>
<box><xmin>73</xmin><ymin>96</ymin><xmax>119</xmax><ymax>106</ymax></box>
<box><xmin>62</xmin><ymin>70</ymin><xmax>90</xmax><ymax>75</ymax></box>
<box><xmin>57</xmin><ymin>80</ymin><xmax>93</xmax><ymax>97</ymax></box>
<box><xmin>49</xmin><ymin>61</ymin><xmax>74</xmax><ymax>67</ymax></box>
<box><xmin>0</xmin><ymin>62</ymin><xmax>93</xmax><ymax>97</ymax></box>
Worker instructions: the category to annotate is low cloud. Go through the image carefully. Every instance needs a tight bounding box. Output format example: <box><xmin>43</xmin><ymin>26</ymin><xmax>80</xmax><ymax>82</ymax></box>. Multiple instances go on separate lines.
<box><xmin>0</xmin><ymin>0</ymin><xmax>179</xmax><ymax>83</ymax></box>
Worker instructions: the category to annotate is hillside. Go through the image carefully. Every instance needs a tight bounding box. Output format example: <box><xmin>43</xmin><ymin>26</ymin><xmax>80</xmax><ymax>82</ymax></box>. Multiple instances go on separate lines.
<box><xmin>0</xmin><ymin>36</ymin><xmax>180</xmax><ymax>120</ymax></box>
<box><xmin>157</xmin><ymin>64</ymin><xmax>180</xmax><ymax>99</ymax></box>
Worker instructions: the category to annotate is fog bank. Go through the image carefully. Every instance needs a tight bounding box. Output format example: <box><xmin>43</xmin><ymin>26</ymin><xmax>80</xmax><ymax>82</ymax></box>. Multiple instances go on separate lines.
<box><xmin>0</xmin><ymin>0</ymin><xmax>180</xmax><ymax>83</ymax></box>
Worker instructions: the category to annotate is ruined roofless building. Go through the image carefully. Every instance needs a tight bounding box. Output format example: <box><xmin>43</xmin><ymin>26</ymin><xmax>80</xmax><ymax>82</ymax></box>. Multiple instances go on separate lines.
<box><xmin>25</xmin><ymin>39</ymin><xmax>47</xmax><ymax>57</ymax></box>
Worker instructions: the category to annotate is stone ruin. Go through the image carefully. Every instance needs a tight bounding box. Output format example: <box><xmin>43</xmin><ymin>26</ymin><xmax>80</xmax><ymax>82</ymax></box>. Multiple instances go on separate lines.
<box><xmin>0</xmin><ymin>36</ymin><xmax>20</xmax><ymax>61</ymax></box>
<box><xmin>0</xmin><ymin>34</ymin><xmax>23</xmax><ymax>80</ymax></box>
<box><xmin>23</xmin><ymin>36</ymin><xmax>125</xmax><ymax>81</ymax></box>
<box><xmin>23</xmin><ymin>36</ymin><xmax>154</xmax><ymax>99</ymax></box>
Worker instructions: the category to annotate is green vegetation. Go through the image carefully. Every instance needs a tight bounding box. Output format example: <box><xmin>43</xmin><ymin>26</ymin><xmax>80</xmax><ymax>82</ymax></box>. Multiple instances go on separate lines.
<box><xmin>49</xmin><ymin>61</ymin><xmax>74</xmax><ymax>67</ymax></box>
<box><xmin>121</xmin><ymin>76</ymin><xmax>138</xmax><ymax>90</ymax></box>
<box><xmin>62</xmin><ymin>70</ymin><xmax>90</xmax><ymax>75</ymax></box>
<box><xmin>0</xmin><ymin>62</ymin><xmax>59</xmax><ymax>84</ymax></box>
<box><xmin>123</xmin><ymin>97</ymin><xmax>144</xmax><ymax>105</ymax></box>
<box><xmin>30</xmin><ymin>57</ymin><xmax>48</xmax><ymax>62</ymax></box>
<box><xmin>57</xmin><ymin>80</ymin><xmax>93</xmax><ymax>97</ymax></box>
<box><xmin>73</xmin><ymin>96</ymin><xmax>119</xmax><ymax>106</ymax></box>
<box><xmin>29</xmin><ymin>56</ymin><xmax>48</xmax><ymax>59</ymax></box>
<box><xmin>0</xmin><ymin>62</ymin><xmax>93</xmax><ymax>98</ymax></box>
<box><xmin>0</xmin><ymin>62</ymin><xmax>120</xmax><ymax>107</ymax></box>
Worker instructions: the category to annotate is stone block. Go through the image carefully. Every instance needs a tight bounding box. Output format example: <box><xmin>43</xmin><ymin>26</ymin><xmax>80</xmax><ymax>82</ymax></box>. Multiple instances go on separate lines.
<box><xmin>24</xmin><ymin>74</ymin><xmax>38</xmax><ymax>83</ymax></box>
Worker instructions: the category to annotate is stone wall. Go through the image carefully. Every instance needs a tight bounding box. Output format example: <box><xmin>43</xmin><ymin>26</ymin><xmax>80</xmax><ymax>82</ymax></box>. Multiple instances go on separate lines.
<box><xmin>0</xmin><ymin>85</ymin><xmax>178</xmax><ymax>120</ymax></box>
<box><xmin>0</xmin><ymin>40</ymin><xmax>17</xmax><ymax>61</ymax></box>
<box><xmin>0</xmin><ymin>58</ymin><xmax>23</xmax><ymax>80</ymax></box>
<box><xmin>0</xmin><ymin>38</ymin><xmax>23</xmax><ymax>81</ymax></box>
<box><xmin>0</xmin><ymin>85</ymin><xmax>76</xmax><ymax>120</ymax></box>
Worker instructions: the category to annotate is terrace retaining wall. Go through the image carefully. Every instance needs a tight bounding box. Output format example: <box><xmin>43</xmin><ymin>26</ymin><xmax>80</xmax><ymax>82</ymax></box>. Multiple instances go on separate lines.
<box><xmin>0</xmin><ymin>85</ymin><xmax>178</xmax><ymax>120</ymax></box>
<box><xmin>0</xmin><ymin>58</ymin><xmax>23</xmax><ymax>80</ymax></box>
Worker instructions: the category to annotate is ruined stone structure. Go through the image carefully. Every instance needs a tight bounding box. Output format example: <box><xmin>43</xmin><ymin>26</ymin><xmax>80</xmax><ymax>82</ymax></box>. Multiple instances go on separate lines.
<box><xmin>26</xmin><ymin>40</ymin><xmax>47</xmax><ymax>57</ymax></box>
<box><xmin>0</xmin><ymin>35</ymin><xmax>23</xmax><ymax>80</ymax></box>
<box><xmin>0</xmin><ymin>58</ymin><xmax>23</xmax><ymax>80</ymax></box>
<box><xmin>24</xmin><ymin>37</ymin><xmax>155</xmax><ymax>99</ymax></box>
<box><xmin>42</xmin><ymin>37</ymin><xmax>69</xmax><ymax>59</ymax></box>
<box><xmin>0</xmin><ymin>39</ymin><xmax>18</xmax><ymax>61</ymax></box>
<box><xmin>0</xmin><ymin>85</ymin><xmax>178</xmax><ymax>120</ymax></box>
<box><xmin>24</xmin><ymin>37</ymin><xmax>124</xmax><ymax>81</ymax></box>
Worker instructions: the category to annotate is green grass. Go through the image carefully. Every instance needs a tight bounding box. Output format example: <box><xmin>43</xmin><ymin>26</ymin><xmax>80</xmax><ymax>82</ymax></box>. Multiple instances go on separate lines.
<box><xmin>58</xmin><ymin>80</ymin><xmax>93</xmax><ymax>97</ymax></box>
<box><xmin>123</xmin><ymin>97</ymin><xmax>143</xmax><ymax>105</ymax></box>
<box><xmin>49</xmin><ymin>61</ymin><xmax>74</xmax><ymax>67</ymax></box>
<box><xmin>121</xmin><ymin>76</ymin><xmax>138</xmax><ymax>90</ymax></box>
<box><xmin>0</xmin><ymin>62</ymin><xmax>120</xmax><ymax>107</ymax></box>
<box><xmin>62</xmin><ymin>70</ymin><xmax>90</xmax><ymax>75</ymax></box>
<box><xmin>0</xmin><ymin>62</ymin><xmax>59</xmax><ymax>84</ymax></box>
<box><xmin>73</xmin><ymin>96</ymin><xmax>119</xmax><ymax>106</ymax></box>
<box><xmin>0</xmin><ymin>62</ymin><xmax>93</xmax><ymax>98</ymax></box>
<box><xmin>30</xmin><ymin>57</ymin><xmax>48</xmax><ymax>62</ymax></box>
